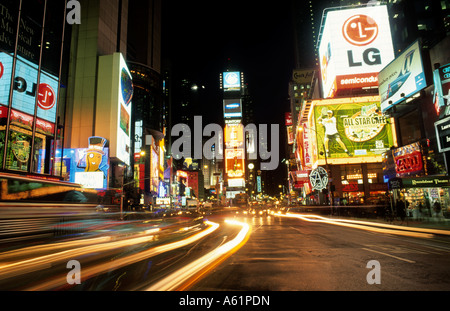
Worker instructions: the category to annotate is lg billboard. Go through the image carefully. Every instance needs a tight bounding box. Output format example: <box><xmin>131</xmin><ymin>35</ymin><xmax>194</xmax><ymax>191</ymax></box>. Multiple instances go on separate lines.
<box><xmin>318</xmin><ymin>6</ymin><xmax>395</xmax><ymax>98</ymax></box>
<box><xmin>0</xmin><ymin>52</ymin><xmax>59</xmax><ymax>124</ymax></box>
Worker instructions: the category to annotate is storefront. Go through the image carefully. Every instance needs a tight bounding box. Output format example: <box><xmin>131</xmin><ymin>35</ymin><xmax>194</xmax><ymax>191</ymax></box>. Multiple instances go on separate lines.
<box><xmin>388</xmin><ymin>176</ymin><xmax>450</xmax><ymax>218</ymax></box>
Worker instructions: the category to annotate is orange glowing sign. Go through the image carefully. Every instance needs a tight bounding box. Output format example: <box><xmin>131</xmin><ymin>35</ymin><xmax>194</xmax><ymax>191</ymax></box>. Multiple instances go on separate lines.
<box><xmin>224</xmin><ymin>124</ymin><xmax>244</xmax><ymax>149</ymax></box>
<box><xmin>225</xmin><ymin>148</ymin><xmax>245</xmax><ymax>178</ymax></box>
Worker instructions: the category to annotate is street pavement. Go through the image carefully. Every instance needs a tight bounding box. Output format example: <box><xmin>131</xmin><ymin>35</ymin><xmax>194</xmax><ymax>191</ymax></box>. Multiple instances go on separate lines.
<box><xmin>188</xmin><ymin>211</ymin><xmax>450</xmax><ymax>291</ymax></box>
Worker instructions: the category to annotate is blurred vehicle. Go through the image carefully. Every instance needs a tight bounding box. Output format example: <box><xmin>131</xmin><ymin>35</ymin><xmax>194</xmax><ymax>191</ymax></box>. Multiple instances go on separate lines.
<box><xmin>248</xmin><ymin>206</ymin><xmax>269</xmax><ymax>217</ymax></box>
<box><xmin>203</xmin><ymin>201</ymin><xmax>213</xmax><ymax>209</ymax></box>
<box><xmin>186</xmin><ymin>198</ymin><xmax>199</xmax><ymax>211</ymax></box>
<box><xmin>234</xmin><ymin>193</ymin><xmax>249</xmax><ymax>207</ymax></box>
<box><xmin>0</xmin><ymin>172</ymin><xmax>121</xmax><ymax>243</ymax></box>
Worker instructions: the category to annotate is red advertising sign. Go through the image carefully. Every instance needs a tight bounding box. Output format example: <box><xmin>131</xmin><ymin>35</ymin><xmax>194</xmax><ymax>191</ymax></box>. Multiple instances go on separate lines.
<box><xmin>37</xmin><ymin>83</ymin><xmax>57</xmax><ymax>110</ymax></box>
<box><xmin>285</xmin><ymin>112</ymin><xmax>293</xmax><ymax>126</ymax></box>
<box><xmin>393</xmin><ymin>142</ymin><xmax>424</xmax><ymax>177</ymax></box>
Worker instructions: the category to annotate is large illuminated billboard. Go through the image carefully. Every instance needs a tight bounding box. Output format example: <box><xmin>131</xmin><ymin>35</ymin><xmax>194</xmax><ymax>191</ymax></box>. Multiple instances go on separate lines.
<box><xmin>311</xmin><ymin>97</ymin><xmax>394</xmax><ymax>165</ymax></box>
<box><xmin>0</xmin><ymin>52</ymin><xmax>59</xmax><ymax>124</ymax></box>
<box><xmin>57</xmin><ymin>137</ymin><xmax>110</xmax><ymax>189</ymax></box>
<box><xmin>318</xmin><ymin>6</ymin><xmax>395</xmax><ymax>98</ymax></box>
<box><xmin>224</xmin><ymin>123</ymin><xmax>244</xmax><ymax>149</ymax></box>
<box><xmin>96</xmin><ymin>53</ymin><xmax>133</xmax><ymax>165</ymax></box>
<box><xmin>223</xmin><ymin>99</ymin><xmax>242</xmax><ymax>118</ymax></box>
<box><xmin>379</xmin><ymin>40</ymin><xmax>426</xmax><ymax>112</ymax></box>
<box><xmin>433</xmin><ymin>63</ymin><xmax>450</xmax><ymax>115</ymax></box>
<box><xmin>223</xmin><ymin>72</ymin><xmax>241</xmax><ymax>91</ymax></box>
<box><xmin>225</xmin><ymin>148</ymin><xmax>245</xmax><ymax>179</ymax></box>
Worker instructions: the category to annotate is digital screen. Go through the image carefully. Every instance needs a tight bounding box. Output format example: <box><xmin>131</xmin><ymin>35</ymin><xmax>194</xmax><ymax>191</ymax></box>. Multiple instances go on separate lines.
<box><xmin>223</xmin><ymin>71</ymin><xmax>241</xmax><ymax>91</ymax></box>
<box><xmin>223</xmin><ymin>99</ymin><xmax>242</xmax><ymax>118</ymax></box>
<box><xmin>432</xmin><ymin>63</ymin><xmax>450</xmax><ymax>115</ymax></box>
<box><xmin>224</xmin><ymin>123</ymin><xmax>244</xmax><ymax>149</ymax></box>
<box><xmin>0</xmin><ymin>52</ymin><xmax>59</xmax><ymax>123</ymax></box>
<box><xmin>225</xmin><ymin>148</ymin><xmax>245</xmax><ymax>178</ymax></box>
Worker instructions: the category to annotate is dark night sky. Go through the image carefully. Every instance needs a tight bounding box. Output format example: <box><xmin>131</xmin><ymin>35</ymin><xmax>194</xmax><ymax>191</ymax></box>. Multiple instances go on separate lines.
<box><xmin>162</xmin><ymin>1</ymin><xmax>297</xmax><ymax>192</ymax></box>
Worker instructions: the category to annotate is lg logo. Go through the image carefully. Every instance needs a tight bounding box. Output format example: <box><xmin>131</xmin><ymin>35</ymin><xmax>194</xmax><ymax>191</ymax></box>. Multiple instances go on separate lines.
<box><xmin>343</xmin><ymin>14</ymin><xmax>378</xmax><ymax>46</ymax></box>
<box><xmin>13</xmin><ymin>77</ymin><xmax>56</xmax><ymax>110</ymax></box>
<box><xmin>343</xmin><ymin>14</ymin><xmax>382</xmax><ymax>68</ymax></box>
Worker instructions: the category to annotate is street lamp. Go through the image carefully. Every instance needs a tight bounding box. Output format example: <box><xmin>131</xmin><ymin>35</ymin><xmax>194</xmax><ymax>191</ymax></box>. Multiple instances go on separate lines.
<box><xmin>319</xmin><ymin>148</ymin><xmax>333</xmax><ymax>207</ymax></box>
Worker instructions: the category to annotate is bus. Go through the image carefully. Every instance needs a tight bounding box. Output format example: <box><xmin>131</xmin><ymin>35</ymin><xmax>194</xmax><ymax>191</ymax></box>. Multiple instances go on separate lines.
<box><xmin>0</xmin><ymin>172</ymin><xmax>121</xmax><ymax>243</ymax></box>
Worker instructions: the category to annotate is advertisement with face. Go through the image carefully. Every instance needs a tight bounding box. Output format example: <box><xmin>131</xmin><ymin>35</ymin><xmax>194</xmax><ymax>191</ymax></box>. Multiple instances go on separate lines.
<box><xmin>66</xmin><ymin>137</ymin><xmax>110</xmax><ymax>189</ymax></box>
<box><xmin>318</xmin><ymin>5</ymin><xmax>395</xmax><ymax>98</ymax></box>
<box><xmin>379</xmin><ymin>40</ymin><xmax>426</xmax><ymax>112</ymax></box>
<box><xmin>313</xmin><ymin>100</ymin><xmax>394</xmax><ymax>163</ymax></box>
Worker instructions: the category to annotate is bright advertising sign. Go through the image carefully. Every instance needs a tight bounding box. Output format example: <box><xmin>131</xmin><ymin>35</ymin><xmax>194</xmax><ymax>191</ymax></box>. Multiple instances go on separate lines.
<box><xmin>319</xmin><ymin>5</ymin><xmax>394</xmax><ymax>98</ymax></box>
<box><xmin>433</xmin><ymin>63</ymin><xmax>450</xmax><ymax>116</ymax></box>
<box><xmin>379</xmin><ymin>40</ymin><xmax>426</xmax><ymax>112</ymax></box>
<box><xmin>223</xmin><ymin>72</ymin><xmax>241</xmax><ymax>91</ymax></box>
<box><xmin>225</xmin><ymin>148</ymin><xmax>245</xmax><ymax>179</ymax></box>
<box><xmin>223</xmin><ymin>99</ymin><xmax>242</xmax><ymax>118</ymax></box>
<box><xmin>62</xmin><ymin>137</ymin><xmax>110</xmax><ymax>189</ymax></box>
<box><xmin>224</xmin><ymin>123</ymin><xmax>244</xmax><ymax>149</ymax></box>
<box><xmin>0</xmin><ymin>52</ymin><xmax>59</xmax><ymax>123</ymax></box>
<box><xmin>312</xmin><ymin>97</ymin><xmax>394</xmax><ymax>164</ymax></box>
<box><xmin>392</xmin><ymin>142</ymin><xmax>424</xmax><ymax>177</ymax></box>
<box><xmin>435</xmin><ymin>116</ymin><xmax>450</xmax><ymax>153</ymax></box>
<box><xmin>96</xmin><ymin>53</ymin><xmax>133</xmax><ymax>166</ymax></box>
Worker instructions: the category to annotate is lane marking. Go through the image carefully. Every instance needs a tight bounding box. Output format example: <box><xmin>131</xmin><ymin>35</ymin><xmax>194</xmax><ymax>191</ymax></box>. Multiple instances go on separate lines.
<box><xmin>361</xmin><ymin>247</ymin><xmax>416</xmax><ymax>263</ymax></box>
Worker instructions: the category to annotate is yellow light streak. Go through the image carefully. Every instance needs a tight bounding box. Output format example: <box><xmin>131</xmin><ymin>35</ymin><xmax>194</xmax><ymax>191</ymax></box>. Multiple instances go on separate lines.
<box><xmin>278</xmin><ymin>213</ymin><xmax>443</xmax><ymax>238</ymax></box>
<box><xmin>146</xmin><ymin>219</ymin><xmax>251</xmax><ymax>291</ymax></box>
<box><xmin>23</xmin><ymin>220</ymin><xmax>219</xmax><ymax>290</ymax></box>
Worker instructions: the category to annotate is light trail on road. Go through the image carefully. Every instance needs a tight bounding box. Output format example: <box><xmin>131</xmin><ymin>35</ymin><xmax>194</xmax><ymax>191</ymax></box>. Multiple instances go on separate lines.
<box><xmin>145</xmin><ymin>218</ymin><xmax>251</xmax><ymax>291</ymax></box>
<box><xmin>277</xmin><ymin>213</ymin><xmax>444</xmax><ymax>238</ymax></box>
<box><xmin>2</xmin><ymin>220</ymin><xmax>218</xmax><ymax>290</ymax></box>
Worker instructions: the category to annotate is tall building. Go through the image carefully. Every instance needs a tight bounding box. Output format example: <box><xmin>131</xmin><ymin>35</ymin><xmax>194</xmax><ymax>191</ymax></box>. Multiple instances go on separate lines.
<box><xmin>0</xmin><ymin>0</ymin><xmax>69</xmax><ymax>176</ymax></box>
<box><xmin>294</xmin><ymin>4</ymin><xmax>398</xmax><ymax>205</ymax></box>
<box><xmin>220</xmin><ymin>69</ymin><xmax>247</xmax><ymax>200</ymax></box>
<box><xmin>292</xmin><ymin>1</ymin><xmax>450</xmax><ymax>210</ymax></box>
<box><xmin>387</xmin><ymin>0</ymin><xmax>450</xmax><ymax>53</ymax></box>
<box><xmin>0</xmin><ymin>0</ymin><xmax>165</xmax><ymax>206</ymax></box>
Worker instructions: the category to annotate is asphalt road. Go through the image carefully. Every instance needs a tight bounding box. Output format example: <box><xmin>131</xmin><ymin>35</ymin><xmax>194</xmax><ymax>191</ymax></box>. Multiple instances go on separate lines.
<box><xmin>2</xmin><ymin>208</ymin><xmax>450</xmax><ymax>293</ymax></box>
<box><xmin>189</xmin><ymin>213</ymin><xmax>450</xmax><ymax>291</ymax></box>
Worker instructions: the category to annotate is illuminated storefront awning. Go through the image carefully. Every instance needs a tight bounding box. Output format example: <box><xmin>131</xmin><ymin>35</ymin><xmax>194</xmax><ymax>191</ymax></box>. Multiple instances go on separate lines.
<box><xmin>388</xmin><ymin>176</ymin><xmax>450</xmax><ymax>189</ymax></box>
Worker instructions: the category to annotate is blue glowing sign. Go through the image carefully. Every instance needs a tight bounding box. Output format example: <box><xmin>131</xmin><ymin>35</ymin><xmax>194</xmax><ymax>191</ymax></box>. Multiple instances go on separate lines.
<box><xmin>223</xmin><ymin>99</ymin><xmax>242</xmax><ymax>118</ymax></box>
<box><xmin>223</xmin><ymin>71</ymin><xmax>241</xmax><ymax>91</ymax></box>
<box><xmin>0</xmin><ymin>52</ymin><xmax>59</xmax><ymax>123</ymax></box>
